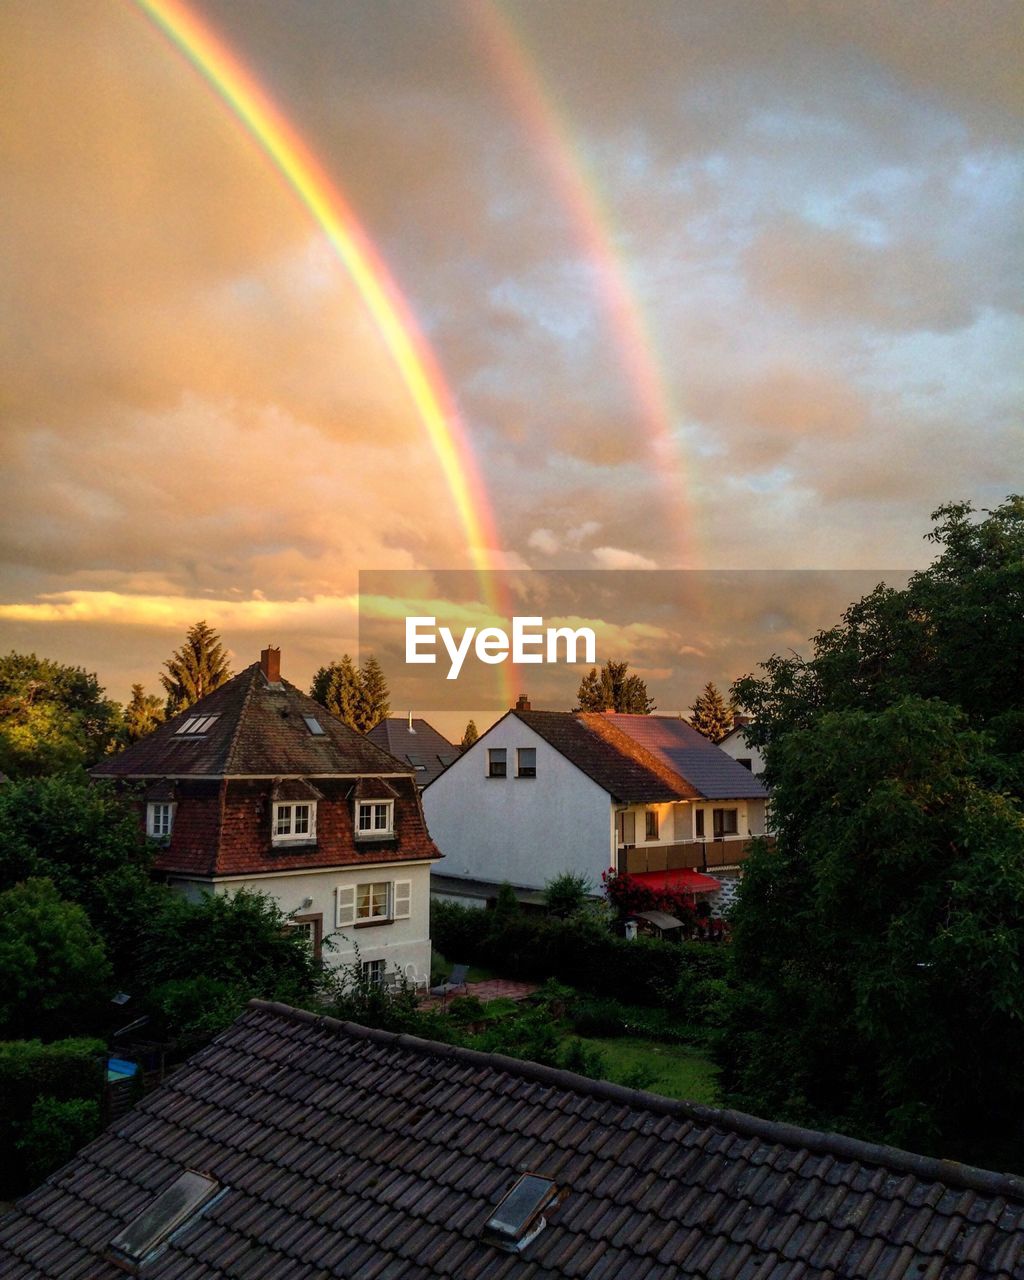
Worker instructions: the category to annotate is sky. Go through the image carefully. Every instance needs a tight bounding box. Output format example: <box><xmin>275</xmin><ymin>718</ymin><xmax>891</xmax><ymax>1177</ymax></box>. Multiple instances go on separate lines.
<box><xmin>1</xmin><ymin>0</ymin><xmax>1021</xmax><ymax>731</ymax></box>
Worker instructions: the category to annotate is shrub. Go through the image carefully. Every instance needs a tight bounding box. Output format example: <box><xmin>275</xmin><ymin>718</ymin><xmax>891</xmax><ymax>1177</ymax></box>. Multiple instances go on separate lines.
<box><xmin>16</xmin><ymin>1095</ymin><xmax>101</xmax><ymax>1187</ymax></box>
<box><xmin>573</xmin><ymin>999</ymin><xmax>627</xmax><ymax>1038</ymax></box>
<box><xmin>446</xmin><ymin>995</ymin><xmax>486</xmax><ymax>1027</ymax></box>
<box><xmin>560</xmin><ymin>1038</ymin><xmax>607</xmax><ymax>1079</ymax></box>
<box><xmin>544</xmin><ymin>872</ymin><xmax>592</xmax><ymax>917</ymax></box>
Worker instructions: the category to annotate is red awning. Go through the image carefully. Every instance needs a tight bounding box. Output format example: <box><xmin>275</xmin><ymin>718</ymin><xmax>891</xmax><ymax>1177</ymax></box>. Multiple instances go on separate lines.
<box><xmin>630</xmin><ymin>868</ymin><xmax>722</xmax><ymax>895</ymax></box>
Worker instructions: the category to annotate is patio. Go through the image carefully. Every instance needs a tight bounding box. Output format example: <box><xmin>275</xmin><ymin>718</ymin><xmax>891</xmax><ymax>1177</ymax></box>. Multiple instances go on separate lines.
<box><xmin>417</xmin><ymin>978</ymin><xmax>537</xmax><ymax>1010</ymax></box>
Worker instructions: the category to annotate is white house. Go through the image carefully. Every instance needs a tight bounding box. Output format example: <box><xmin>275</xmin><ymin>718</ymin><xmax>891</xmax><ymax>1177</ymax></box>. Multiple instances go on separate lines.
<box><xmin>92</xmin><ymin>648</ymin><xmax>440</xmax><ymax>984</ymax></box>
<box><xmin>718</xmin><ymin>716</ymin><xmax>766</xmax><ymax>778</ymax></box>
<box><xmin>423</xmin><ymin>698</ymin><xmax>769</xmax><ymax>905</ymax></box>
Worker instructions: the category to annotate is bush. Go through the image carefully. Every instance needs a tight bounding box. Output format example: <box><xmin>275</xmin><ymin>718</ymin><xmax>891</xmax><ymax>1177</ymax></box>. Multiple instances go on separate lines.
<box><xmin>446</xmin><ymin>995</ymin><xmax>486</xmax><ymax>1027</ymax></box>
<box><xmin>16</xmin><ymin>1095</ymin><xmax>101</xmax><ymax>1187</ymax></box>
<box><xmin>0</xmin><ymin>1038</ymin><xmax>104</xmax><ymax>1197</ymax></box>
<box><xmin>544</xmin><ymin>872</ymin><xmax>592</xmax><ymax>917</ymax></box>
<box><xmin>573</xmin><ymin>999</ymin><xmax>627</xmax><ymax>1038</ymax></box>
<box><xmin>560</xmin><ymin>1038</ymin><xmax>607</xmax><ymax>1079</ymax></box>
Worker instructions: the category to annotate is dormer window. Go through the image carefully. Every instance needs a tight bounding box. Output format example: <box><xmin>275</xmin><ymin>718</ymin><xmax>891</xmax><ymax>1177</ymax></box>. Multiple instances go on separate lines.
<box><xmin>272</xmin><ymin>801</ymin><xmax>316</xmax><ymax>843</ymax></box>
<box><xmin>356</xmin><ymin>799</ymin><xmax>394</xmax><ymax>838</ymax></box>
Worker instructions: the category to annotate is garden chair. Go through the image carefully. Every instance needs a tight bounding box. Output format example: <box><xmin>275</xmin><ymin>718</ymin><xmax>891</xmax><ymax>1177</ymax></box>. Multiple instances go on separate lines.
<box><xmin>429</xmin><ymin>963</ymin><xmax>469</xmax><ymax>1000</ymax></box>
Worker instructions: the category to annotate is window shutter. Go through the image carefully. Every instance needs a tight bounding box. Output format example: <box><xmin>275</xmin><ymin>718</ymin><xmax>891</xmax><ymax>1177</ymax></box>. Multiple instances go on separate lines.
<box><xmin>336</xmin><ymin>884</ymin><xmax>356</xmax><ymax>928</ymax></box>
<box><xmin>393</xmin><ymin>880</ymin><xmax>412</xmax><ymax>920</ymax></box>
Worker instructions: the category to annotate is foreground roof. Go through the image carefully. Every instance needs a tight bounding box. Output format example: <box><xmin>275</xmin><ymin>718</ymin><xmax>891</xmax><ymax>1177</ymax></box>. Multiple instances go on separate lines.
<box><xmin>596</xmin><ymin>714</ymin><xmax>768</xmax><ymax>801</ymax></box>
<box><xmin>92</xmin><ymin>662</ymin><xmax>411</xmax><ymax>779</ymax></box>
<box><xmin>366</xmin><ymin>718</ymin><xmax>459</xmax><ymax>786</ymax></box>
<box><xmin>3</xmin><ymin>1001</ymin><xmax>1022</xmax><ymax>1279</ymax></box>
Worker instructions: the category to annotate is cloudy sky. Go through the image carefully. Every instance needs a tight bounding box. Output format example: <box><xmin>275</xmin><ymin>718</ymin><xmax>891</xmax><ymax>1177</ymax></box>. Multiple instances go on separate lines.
<box><xmin>1</xmin><ymin>0</ymin><xmax>1020</xmax><ymax>725</ymax></box>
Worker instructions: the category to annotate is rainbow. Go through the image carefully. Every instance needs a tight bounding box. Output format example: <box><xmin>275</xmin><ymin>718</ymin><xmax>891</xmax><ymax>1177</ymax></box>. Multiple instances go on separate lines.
<box><xmin>467</xmin><ymin>1</ymin><xmax>698</xmax><ymax>570</ymax></box>
<box><xmin>132</xmin><ymin>0</ymin><xmax>501</xmax><ymax>580</ymax></box>
<box><xmin>131</xmin><ymin>0</ymin><xmax>519</xmax><ymax>706</ymax></box>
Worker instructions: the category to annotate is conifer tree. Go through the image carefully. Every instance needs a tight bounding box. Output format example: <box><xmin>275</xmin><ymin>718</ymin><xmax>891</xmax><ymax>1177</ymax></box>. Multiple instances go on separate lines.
<box><xmin>460</xmin><ymin>720</ymin><xmax>479</xmax><ymax>751</ymax></box>
<box><xmin>357</xmin><ymin>654</ymin><xmax>390</xmax><ymax>733</ymax></box>
<box><xmin>160</xmin><ymin>621</ymin><xmax>232</xmax><ymax>717</ymax></box>
<box><xmin>122</xmin><ymin>684</ymin><xmax>164</xmax><ymax>743</ymax></box>
<box><xmin>310</xmin><ymin>656</ymin><xmax>361</xmax><ymax>728</ymax></box>
<box><xmin>575</xmin><ymin>660</ymin><xmax>655</xmax><ymax>714</ymax></box>
<box><xmin>688</xmin><ymin>681</ymin><xmax>735</xmax><ymax>742</ymax></box>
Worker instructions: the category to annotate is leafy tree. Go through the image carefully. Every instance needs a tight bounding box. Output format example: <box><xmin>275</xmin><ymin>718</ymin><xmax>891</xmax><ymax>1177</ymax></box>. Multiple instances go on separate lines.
<box><xmin>544</xmin><ymin>872</ymin><xmax>592</xmax><ymax>918</ymax></box>
<box><xmin>121</xmin><ymin>683</ymin><xmax>164</xmax><ymax>744</ymax></box>
<box><xmin>723</xmin><ymin>497</ymin><xmax>1024</xmax><ymax>1169</ymax></box>
<box><xmin>688</xmin><ymin>681</ymin><xmax>735</xmax><ymax>742</ymax></box>
<box><xmin>310</xmin><ymin>655</ymin><xmax>361</xmax><ymax>727</ymax></box>
<box><xmin>16</xmin><ymin>1095</ymin><xmax>101</xmax><ymax>1188</ymax></box>
<box><xmin>160</xmin><ymin>620</ymin><xmax>233</xmax><ymax>717</ymax></box>
<box><xmin>357</xmin><ymin>654</ymin><xmax>390</xmax><ymax>732</ymax></box>
<box><xmin>460</xmin><ymin>720</ymin><xmax>479</xmax><ymax>751</ymax></box>
<box><xmin>575</xmin><ymin>660</ymin><xmax>655</xmax><ymax>713</ymax></box>
<box><xmin>0</xmin><ymin>652</ymin><xmax>121</xmax><ymax>778</ymax></box>
<box><xmin>0</xmin><ymin>879</ymin><xmax>112</xmax><ymax>1040</ymax></box>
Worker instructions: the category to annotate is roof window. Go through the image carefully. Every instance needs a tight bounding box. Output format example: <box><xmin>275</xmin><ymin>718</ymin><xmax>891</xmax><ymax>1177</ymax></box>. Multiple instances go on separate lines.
<box><xmin>303</xmin><ymin>715</ymin><xmax>326</xmax><ymax>736</ymax></box>
<box><xmin>483</xmin><ymin>1173</ymin><xmax>558</xmax><ymax>1253</ymax></box>
<box><xmin>107</xmin><ymin>1170</ymin><xmax>221</xmax><ymax>1272</ymax></box>
<box><xmin>175</xmin><ymin>714</ymin><xmax>219</xmax><ymax>736</ymax></box>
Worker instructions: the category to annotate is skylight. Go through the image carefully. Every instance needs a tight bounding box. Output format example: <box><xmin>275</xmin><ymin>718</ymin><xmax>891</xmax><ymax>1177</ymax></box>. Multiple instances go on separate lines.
<box><xmin>484</xmin><ymin>1174</ymin><xmax>558</xmax><ymax>1253</ymax></box>
<box><xmin>303</xmin><ymin>716</ymin><xmax>326</xmax><ymax>736</ymax></box>
<box><xmin>108</xmin><ymin>1170</ymin><xmax>220</xmax><ymax>1271</ymax></box>
<box><xmin>175</xmin><ymin>715</ymin><xmax>219</xmax><ymax>736</ymax></box>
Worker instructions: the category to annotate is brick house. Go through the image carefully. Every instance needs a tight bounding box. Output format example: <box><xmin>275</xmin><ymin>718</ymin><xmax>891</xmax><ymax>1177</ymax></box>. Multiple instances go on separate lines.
<box><xmin>92</xmin><ymin>648</ymin><xmax>440</xmax><ymax>983</ymax></box>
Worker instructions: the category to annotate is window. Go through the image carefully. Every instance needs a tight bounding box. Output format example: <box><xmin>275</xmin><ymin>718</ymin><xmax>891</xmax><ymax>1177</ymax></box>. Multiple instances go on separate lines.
<box><xmin>288</xmin><ymin>914</ymin><xmax>323</xmax><ymax>962</ymax></box>
<box><xmin>516</xmin><ymin>747</ymin><xmax>536</xmax><ymax>778</ymax></box>
<box><xmin>336</xmin><ymin>879</ymin><xmax>411</xmax><ymax>928</ymax></box>
<box><xmin>713</xmin><ymin>807</ymin><xmax>738</xmax><ymax>837</ymax></box>
<box><xmin>108</xmin><ymin>1170</ymin><xmax>220</xmax><ymax>1270</ymax></box>
<box><xmin>695</xmin><ymin>809</ymin><xmax>705</xmax><ymax>839</ymax></box>
<box><xmin>272</xmin><ymin>802</ymin><xmax>316</xmax><ymax>843</ymax></box>
<box><xmin>356</xmin><ymin>799</ymin><xmax>394</xmax><ymax>837</ymax></box>
<box><xmin>737</xmin><ymin>757</ymin><xmax>753</xmax><ymax>771</ymax></box>
<box><xmin>175</xmin><ymin>714</ymin><xmax>219</xmax><ymax>736</ymax></box>
<box><xmin>488</xmin><ymin>748</ymin><xmax>507</xmax><ymax>778</ymax></box>
<box><xmin>302</xmin><ymin>715</ymin><xmax>326</xmax><ymax>736</ymax></box>
<box><xmin>146</xmin><ymin>802</ymin><xmax>174</xmax><ymax>838</ymax></box>
<box><xmin>362</xmin><ymin>959</ymin><xmax>385</xmax><ymax>986</ymax></box>
<box><xmin>645</xmin><ymin>810</ymin><xmax>659</xmax><ymax>841</ymax></box>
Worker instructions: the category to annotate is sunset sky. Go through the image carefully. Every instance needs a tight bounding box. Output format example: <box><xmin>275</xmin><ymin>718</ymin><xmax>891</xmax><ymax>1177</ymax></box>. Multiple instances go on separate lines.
<box><xmin>1</xmin><ymin>0</ymin><xmax>1020</xmax><ymax>728</ymax></box>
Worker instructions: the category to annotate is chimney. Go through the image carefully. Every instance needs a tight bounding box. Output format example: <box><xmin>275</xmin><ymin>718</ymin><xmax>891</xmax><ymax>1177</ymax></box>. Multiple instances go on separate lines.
<box><xmin>515</xmin><ymin>694</ymin><xmax>531</xmax><ymax>712</ymax></box>
<box><xmin>733</xmin><ymin>712</ymin><xmax>751</xmax><ymax>729</ymax></box>
<box><xmin>260</xmin><ymin>646</ymin><xmax>281</xmax><ymax>683</ymax></box>
<box><xmin>408</xmin><ymin>710</ymin><xmax>414</xmax><ymax>732</ymax></box>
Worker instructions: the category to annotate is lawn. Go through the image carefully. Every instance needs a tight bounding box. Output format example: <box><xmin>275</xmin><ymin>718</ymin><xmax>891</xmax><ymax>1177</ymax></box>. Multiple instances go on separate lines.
<box><xmin>572</xmin><ymin>1035</ymin><xmax>720</xmax><ymax>1105</ymax></box>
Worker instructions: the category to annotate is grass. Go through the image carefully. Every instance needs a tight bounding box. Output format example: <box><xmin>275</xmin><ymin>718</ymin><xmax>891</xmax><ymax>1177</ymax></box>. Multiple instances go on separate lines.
<box><xmin>570</xmin><ymin>1035</ymin><xmax>720</xmax><ymax>1105</ymax></box>
<box><xmin>430</xmin><ymin>950</ymin><xmax>496</xmax><ymax>985</ymax></box>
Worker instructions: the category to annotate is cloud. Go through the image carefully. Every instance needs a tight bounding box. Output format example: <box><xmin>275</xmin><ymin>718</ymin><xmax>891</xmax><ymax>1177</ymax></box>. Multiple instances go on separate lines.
<box><xmin>528</xmin><ymin>528</ymin><xmax>560</xmax><ymax>555</ymax></box>
<box><xmin>592</xmin><ymin>547</ymin><xmax>659</xmax><ymax>570</ymax></box>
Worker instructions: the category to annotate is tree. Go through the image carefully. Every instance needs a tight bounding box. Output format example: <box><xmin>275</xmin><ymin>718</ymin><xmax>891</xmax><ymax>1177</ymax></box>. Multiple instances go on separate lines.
<box><xmin>0</xmin><ymin>879</ymin><xmax>112</xmax><ymax>1040</ymax></box>
<box><xmin>722</xmin><ymin>496</ymin><xmax>1024</xmax><ymax>1170</ymax></box>
<box><xmin>575</xmin><ymin>660</ymin><xmax>655</xmax><ymax>713</ymax></box>
<box><xmin>460</xmin><ymin>720</ymin><xmax>479</xmax><ymax>751</ymax></box>
<box><xmin>543</xmin><ymin>872</ymin><xmax>592</xmax><ymax>918</ymax></box>
<box><xmin>160</xmin><ymin>620</ymin><xmax>232</xmax><ymax>717</ymax></box>
<box><xmin>357</xmin><ymin>654</ymin><xmax>390</xmax><ymax>733</ymax></box>
<box><xmin>0</xmin><ymin>652</ymin><xmax>121</xmax><ymax>778</ymax></box>
<box><xmin>310</xmin><ymin>655</ymin><xmax>361</xmax><ymax>726</ymax></box>
<box><xmin>121</xmin><ymin>683</ymin><xmax>164</xmax><ymax>744</ymax></box>
<box><xmin>688</xmin><ymin>682</ymin><xmax>735</xmax><ymax>742</ymax></box>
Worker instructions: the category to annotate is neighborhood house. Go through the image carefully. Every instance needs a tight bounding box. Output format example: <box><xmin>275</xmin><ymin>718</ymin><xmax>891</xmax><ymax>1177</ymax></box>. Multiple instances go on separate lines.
<box><xmin>91</xmin><ymin>648</ymin><xmax>440</xmax><ymax>985</ymax></box>
<box><xmin>366</xmin><ymin>714</ymin><xmax>459</xmax><ymax>788</ymax></box>
<box><xmin>423</xmin><ymin>697</ymin><xmax>768</xmax><ymax>906</ymax></box>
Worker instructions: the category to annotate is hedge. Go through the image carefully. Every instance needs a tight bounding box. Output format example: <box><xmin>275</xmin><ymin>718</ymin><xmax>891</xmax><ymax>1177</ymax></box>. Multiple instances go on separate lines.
<box><xmin>431</xmin><ymin>900</ymin><xmax>726</xmax><ymax>1010</ymax></box>
<box><xmin>0</xmin><ymin>1038</ymin><xmax>105</xmax><ymax>1197</ymax></box>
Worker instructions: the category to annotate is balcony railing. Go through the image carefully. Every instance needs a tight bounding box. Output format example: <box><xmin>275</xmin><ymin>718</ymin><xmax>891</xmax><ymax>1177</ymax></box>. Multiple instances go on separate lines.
<box><xmin>617</xmin><ymin>837</ymin><xmax>774</xmax><ymax>875</ymax></box>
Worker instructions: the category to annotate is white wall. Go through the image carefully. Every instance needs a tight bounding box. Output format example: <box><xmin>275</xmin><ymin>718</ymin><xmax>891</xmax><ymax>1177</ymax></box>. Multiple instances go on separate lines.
<box><xmin>167</xmin><ymin>861</ymin><xmax>433</xmax><ymax>980</ymax></box>
<box><xmin>423</xmin><ymin>714</ymin><xmax>615</xmax><ymax>892</ymax></box>
<box><xmin>719</xmin><ymin>727</ymin><xmax>766</xmax><ymax>778</ymax></box>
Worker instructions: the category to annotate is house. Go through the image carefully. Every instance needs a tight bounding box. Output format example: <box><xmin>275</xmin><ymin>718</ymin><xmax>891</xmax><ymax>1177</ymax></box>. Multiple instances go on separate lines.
<box><xmin>3</xmin><ymin>998</ymin><xmax>1022</xmax><ymax>1278</ymax></box>
<box><xmin>718</xmin><ymin>714</ymin><xmax>766</xmax><ymax>779</ymax></box>
<box><xmin>423</xmin><ymin>697</ymin><xmax>768</xmax><ymax>906</ymax></box>
<box><xmin>366</xmin><ymin>714</ymin><xmax>459</xmax><ymax>788</ymax></box>
<box><xmin>91</xmin><ymin>648</ymin><xmax>440</xmax><ymax>983</ymax></box>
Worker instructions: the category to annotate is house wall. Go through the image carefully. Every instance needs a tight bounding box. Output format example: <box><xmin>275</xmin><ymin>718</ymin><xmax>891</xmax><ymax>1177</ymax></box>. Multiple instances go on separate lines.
<box><xmin>167</xmin><ymin>860</ymin><xmax>433</xmax><ymax>980</ymax></box>
<box><xmin>719</xmin><ymin>728</ymin><xmax>766</xmax><ymax>778</ymax></box>
<box><xmin>423</xmin><ymin>716</ymin><xmax>614</xmax><ymax>892</ymax></box>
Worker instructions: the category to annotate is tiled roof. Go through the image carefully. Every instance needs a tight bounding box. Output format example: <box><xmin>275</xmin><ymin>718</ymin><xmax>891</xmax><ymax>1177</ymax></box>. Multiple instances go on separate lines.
<box><xmin>92</xmin><ymin>663</ymin><xmax>411</xmax><ymax>779</ymax></box>
<box><xmin>601</xmin><ymin>715</ymin><xmax>769</xmax><ymax>800</ymax></box>
<box><xmin>3</xmin><ymin>1001</ymin><xmax>1023</xmax><ymax>1279</ymax></box>
<box><xmin>514</xmin><ymin>710</ymin><xmax>700</xmax><ymax>803</ymax></box>
<box><xmin>366</xmin><ymin>719</ymin><xmax>459</xmax><ymax>786</ymax></box>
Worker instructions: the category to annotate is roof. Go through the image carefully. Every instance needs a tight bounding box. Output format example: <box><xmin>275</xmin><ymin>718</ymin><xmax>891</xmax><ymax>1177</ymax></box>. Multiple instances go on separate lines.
<box><xmin>92</xmin><ymin>663</ymin><xmax>411</xmax><ymax>780</ymax></box>
<box><xmin>601</xmin><ymin>715</ymin><xmax>768</xmax><ymax>800</ymax></box>
<box><xmin>631</xmin><ymin>868</ymin><xmax>723</xmax><ymax>895</ymax></box>
<box><xmin>366</xmin><ymin>718</ymin><xmax>459</xmax><ymax>786</ymax></box>
<box><xmin>3</xmin><ymin>1000</ymin><xmax>1023</xmax><ymax>1279</ymax></box>
<box><xmin>632</xmin><ymin>909</ymin><xmax>686</xmax><ymax>930</ymax></box>
<box><xmin>512</xmin><ymin>710</ymin><xmax>700</xmax><ymax>803</ymax></box>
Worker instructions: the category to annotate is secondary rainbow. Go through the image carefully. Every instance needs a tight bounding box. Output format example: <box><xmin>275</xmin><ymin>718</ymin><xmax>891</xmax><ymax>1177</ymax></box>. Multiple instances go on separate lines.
<box><xmin>468</xmin><ymin>1</ymin><xmax>699</xmax><ymax>570</ymax></box>
<box><xmin>132</xmin><ymin>0</ymin><xmax>501</xmax><ymax>581</ymax></box>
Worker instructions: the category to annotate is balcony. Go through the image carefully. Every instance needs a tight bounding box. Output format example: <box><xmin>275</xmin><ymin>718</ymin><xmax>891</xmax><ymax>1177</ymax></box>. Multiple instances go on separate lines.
<box><xmin>617</xmin><ymin>837</ymin><xmax>773</xmax><ymax>875</ymax></box>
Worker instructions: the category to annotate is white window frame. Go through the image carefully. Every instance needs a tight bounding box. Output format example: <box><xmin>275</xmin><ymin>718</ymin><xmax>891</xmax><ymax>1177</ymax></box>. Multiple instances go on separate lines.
<box><xmin>336</xmin><ymin>879</ymin><xmax>411</xmax><ymax>928</ymax></box>
<box><xmin>271</xmin><ymin>801</ymin><xmax>317</xmax><ymax>844</ymax></box>
<box><xmin>146</xmin><ymin>801</ymin><xmax>175</xmax><ymax>838</ymax></box>
<box><xmin>355</xmin><ymin>799</ymin><xmax>394</xmax><ymax>838</ymax></box>
<box><xmin>362</xmin><ymin>958</ymin><xmax>386</xmax><ymax>986</ymax></box>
